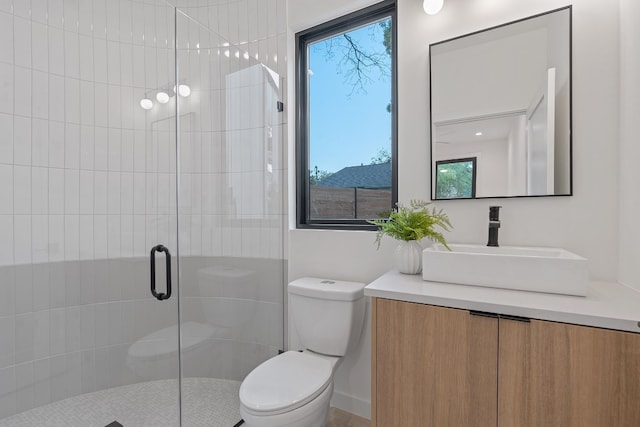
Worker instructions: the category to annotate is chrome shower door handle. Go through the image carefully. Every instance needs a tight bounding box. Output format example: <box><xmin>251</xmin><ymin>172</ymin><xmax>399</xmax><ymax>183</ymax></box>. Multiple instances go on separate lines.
<box><xmin>150</xmin><ymin>244</ymin><xmax>172</xmax><ymax>301</ymax></box>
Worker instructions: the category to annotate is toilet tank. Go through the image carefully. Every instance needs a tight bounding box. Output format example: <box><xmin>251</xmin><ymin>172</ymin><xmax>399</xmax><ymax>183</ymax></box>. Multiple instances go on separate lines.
<box><xmin>289</xmin><ymin>278</ymin><xmax>366</xmax><ymax>356</ymax></box>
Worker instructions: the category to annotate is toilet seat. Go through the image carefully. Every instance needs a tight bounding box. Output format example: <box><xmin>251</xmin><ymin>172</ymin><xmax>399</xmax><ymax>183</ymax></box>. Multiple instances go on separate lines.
<box><xmin>239</xmin><ymin>351</ymin><xmax>333</xmax><ymax>416</ymax></box>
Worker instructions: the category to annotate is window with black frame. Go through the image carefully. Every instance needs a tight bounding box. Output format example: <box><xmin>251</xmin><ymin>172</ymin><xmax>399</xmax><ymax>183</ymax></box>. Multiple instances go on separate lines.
<box><xmin>435</xmin><ymin>157</ymin><xmax>477</xmax><ymax>199</ymax></box>
<box><xmin>296</xmin><ymin>1</ymin><xmax>397</xmax><ymax>229</ymax></box>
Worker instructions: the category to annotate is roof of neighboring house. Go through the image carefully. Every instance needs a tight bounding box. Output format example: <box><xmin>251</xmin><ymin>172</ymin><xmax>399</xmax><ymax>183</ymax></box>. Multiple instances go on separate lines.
<box><xmin>316</xmin><ymin>161</ymin><xmax>391</xmax><ymax>189</ymax></box>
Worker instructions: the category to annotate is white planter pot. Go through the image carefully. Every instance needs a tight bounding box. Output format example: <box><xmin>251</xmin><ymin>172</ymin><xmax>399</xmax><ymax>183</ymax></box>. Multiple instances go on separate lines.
<box><xmin>394</xmin><ymin>240</ymin><xmax>423</xmax><ymax>274</ymax></box>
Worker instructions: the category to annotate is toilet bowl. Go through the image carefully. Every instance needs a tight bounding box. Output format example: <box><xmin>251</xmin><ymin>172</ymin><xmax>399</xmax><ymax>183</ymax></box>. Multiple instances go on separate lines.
<box><xmin>238</xmin><ymin>278</ymin><xmax>366</xmax><ymax>427</ymax></box>
<box><xmin>239</xmin><ymin>350</ymin><xmax>339</xmax><ymax>427</ymax></box>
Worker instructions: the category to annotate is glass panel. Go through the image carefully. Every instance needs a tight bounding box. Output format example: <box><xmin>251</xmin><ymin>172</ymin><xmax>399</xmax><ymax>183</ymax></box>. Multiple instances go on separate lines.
<box><xmin>176</xmin><ymin>6</ymin><xmax>286</xmax><ymax>426</ymax></box>
<box><xmin>435</xmin><ymin>158</ymin><xmax>477</xmax><ymax>199</ymax></box>
<box><xmin>0</xmin><ymin>1</ymin><xmax>181</xmax><ymax>425</ymax></box>
<box><xmin>308</xmin><ymin>17</ymin><xmax>393</xmax><ymax>220</ymax></box>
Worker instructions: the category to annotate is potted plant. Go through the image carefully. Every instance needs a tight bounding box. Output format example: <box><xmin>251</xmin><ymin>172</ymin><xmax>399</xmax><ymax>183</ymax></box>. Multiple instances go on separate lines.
<box><xmin>368</xmin><ymin>200</ymin><xmax>452</xmax><ymax>274</ymax></box>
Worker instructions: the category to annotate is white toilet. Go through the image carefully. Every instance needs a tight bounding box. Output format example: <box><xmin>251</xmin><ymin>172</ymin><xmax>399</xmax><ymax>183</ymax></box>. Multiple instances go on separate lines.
<box><xmin>239</xmin><ymin>277</ymin><xmax>366</xmax><ymax>427</ymax></box>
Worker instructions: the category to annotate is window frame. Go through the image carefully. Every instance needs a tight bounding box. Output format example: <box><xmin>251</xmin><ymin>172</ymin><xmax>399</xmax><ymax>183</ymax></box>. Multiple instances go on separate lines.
<box><xmin>295</xmin><ymin>0</ymin><xmax>398</xmax><ymax>230</ymax></box>
<box><xmin>434</xmin><ymin>157</ymin><xmax>478</xmax><ymax>200</ymax></box>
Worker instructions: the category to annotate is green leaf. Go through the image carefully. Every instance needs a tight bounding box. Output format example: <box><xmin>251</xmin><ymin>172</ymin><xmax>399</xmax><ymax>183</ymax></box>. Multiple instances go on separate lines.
<box><xmin>367</xmin><ymin>200</ymin><xmax>452</xmax><ymax>249</ymax></box>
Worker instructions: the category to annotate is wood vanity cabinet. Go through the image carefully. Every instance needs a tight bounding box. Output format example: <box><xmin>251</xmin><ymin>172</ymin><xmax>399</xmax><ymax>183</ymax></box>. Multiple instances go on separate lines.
<box><xmin>371</xmin><ymin>297</ymin><xmax>640</xmax><ymax>427</ymax></box>
<box><xmin>498</xmin><ymin>317</ymin><xmax>640</xmax><ymax>426</ymax></box>
<box><xmin>372</xmin><ymin>298</ymin><xmax>498</xmax><ymax>426</ymax></box>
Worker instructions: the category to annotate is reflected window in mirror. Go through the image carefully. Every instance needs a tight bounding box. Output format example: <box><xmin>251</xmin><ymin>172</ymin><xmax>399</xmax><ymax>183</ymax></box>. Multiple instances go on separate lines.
<box><xmin>429</xmin><ymin>6</ymin><xmax>572</xmax><ymax>200</ymax></box>
<box><xmin>435</xmin><ymin>158</ymin><xmax>476</xmax><ymax>199</ymax></box>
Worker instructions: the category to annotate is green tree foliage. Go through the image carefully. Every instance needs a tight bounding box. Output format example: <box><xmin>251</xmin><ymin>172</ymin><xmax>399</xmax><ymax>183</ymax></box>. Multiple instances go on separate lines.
<box><xmin>436</xmin><ymin>161</ymin><xmax>474</xmax><ymax>199</ymax></box>
<box><xmin>381</xmin><ymin>20</ymin><xmax>391</xmax><ymax>56</ymax></box>
<box><xmin>381</xmin><ymin>20</ymin><xmax>392</xmax><ymax>114</ymax></box>
<box><xmin>309</xmin><ymin>166</ymin><xmax>333</xmax><ymax>185</ymax></box>
<box><xmin>370</xmin><ymin>148</ymin><xmax>392</xmax><ymax>164</ymax></box>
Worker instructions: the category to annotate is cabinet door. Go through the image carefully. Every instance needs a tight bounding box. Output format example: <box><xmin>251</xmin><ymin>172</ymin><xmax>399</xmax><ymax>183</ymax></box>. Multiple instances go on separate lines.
<box><xmin>374</xmin><ymin>298</ymin><xmax>498</xmax><ymax>426</ymax></box>
<box><xmin>499</xmin><ymin>318</ymin><xmax>640</xmax><ymax>426</ymax></box>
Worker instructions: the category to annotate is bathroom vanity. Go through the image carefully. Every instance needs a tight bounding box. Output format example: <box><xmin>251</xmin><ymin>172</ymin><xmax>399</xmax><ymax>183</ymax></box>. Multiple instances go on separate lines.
<box><xmin>366</xmin><ymin>271</ymin><xmax>640</xmax><ymax>426</ymax></box>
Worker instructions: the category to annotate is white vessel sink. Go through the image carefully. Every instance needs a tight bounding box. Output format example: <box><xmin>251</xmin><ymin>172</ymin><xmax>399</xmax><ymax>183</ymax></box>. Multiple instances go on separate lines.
<box><xmin>422</xmin><ymin>244</ymin><xmax>589</xmax><ymax>296</ymax></box>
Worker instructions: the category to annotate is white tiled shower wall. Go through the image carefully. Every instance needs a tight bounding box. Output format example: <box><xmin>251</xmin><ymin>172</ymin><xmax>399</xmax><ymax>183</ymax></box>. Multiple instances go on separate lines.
<box><xmin>0</xmin><ymin>0</ymin><xmax>180</xmax><ymax>266</ymax></box>
<box><xmin>0</xmin><ymin>0</ymin><xmax>287</xmax><ymax>419</ymax></box>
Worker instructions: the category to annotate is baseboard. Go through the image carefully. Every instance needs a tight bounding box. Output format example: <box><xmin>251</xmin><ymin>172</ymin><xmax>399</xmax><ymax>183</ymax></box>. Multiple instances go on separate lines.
<box><xmin>330</xmin><ymin>390</ymin><xmax>371</xmax><ymax>420</ymax></box>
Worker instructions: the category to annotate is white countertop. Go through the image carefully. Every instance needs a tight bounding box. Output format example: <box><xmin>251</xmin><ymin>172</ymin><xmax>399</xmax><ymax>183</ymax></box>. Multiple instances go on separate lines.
<box><xmin>365</xmin><ymin>270</ymin><xmax>640</xmax><ymax>333</ymax></box>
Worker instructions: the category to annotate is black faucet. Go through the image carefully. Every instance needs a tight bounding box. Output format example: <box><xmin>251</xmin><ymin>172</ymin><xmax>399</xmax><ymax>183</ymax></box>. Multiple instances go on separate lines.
<box><xmin>487</xmin><ymin>206</ymin><xmax>501</xmax><ymax>247</ymax></box>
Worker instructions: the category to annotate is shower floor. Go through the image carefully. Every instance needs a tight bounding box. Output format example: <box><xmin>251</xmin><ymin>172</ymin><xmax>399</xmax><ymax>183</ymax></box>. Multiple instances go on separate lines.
<box><xmin>0</xmin><ymin>378</ymin><xmax>241</xmax><ymax>427</ymax></box>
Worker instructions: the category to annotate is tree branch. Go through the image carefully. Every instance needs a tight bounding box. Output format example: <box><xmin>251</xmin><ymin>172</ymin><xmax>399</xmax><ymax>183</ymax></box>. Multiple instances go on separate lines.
<box><xmin>322</xmin><ymin>30</ymin><xmax>390</xmax><ymax>96</ymax></box>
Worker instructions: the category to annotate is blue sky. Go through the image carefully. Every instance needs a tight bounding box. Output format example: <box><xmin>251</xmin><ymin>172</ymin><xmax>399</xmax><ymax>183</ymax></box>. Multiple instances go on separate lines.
<box><xmin>308</xmin><ymin>19</ymin><xmax>392</xmax><ymax>174</ymax></box>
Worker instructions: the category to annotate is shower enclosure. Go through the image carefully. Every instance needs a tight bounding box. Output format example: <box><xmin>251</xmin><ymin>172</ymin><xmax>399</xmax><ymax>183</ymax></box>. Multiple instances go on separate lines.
<box><xmin>0</xmin><ymin>1</ymin><xmax>286</xmax><ymax>425</ymax></box>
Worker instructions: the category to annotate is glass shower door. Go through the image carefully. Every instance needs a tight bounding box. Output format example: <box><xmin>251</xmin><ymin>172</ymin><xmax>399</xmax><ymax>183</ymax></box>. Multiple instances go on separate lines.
<box><xmin>0</xmin><ymin>1</ymin><xmax>182</xmax><ymax>425</ymax></box>
<box><xmin>174</xmin><ymin>6</ymin><xmax>286</xmax><ymax>427</ymax></box>
<box><xmin>117</xmin><ymin>1</ymin><xmax>183</xmax><ymax>424</ymax></box>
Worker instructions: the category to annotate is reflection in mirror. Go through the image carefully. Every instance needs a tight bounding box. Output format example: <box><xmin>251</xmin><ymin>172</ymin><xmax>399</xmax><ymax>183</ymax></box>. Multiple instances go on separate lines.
<box><xmin>435</xmin><ymin>157</ymin><xmax>476</xmax><ymax>199</ymax></box>
<box><xmin>430</xmin><ymin>7</ymin><xmax>571</xmax><ymax>199</ymax></box>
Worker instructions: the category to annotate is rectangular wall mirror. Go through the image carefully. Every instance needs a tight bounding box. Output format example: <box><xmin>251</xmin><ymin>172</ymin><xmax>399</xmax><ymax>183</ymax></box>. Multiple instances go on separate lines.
<box><xmin>430</xmin><ymin>7</ymin><xmax>572</xmax><ymax>200</ymax></box>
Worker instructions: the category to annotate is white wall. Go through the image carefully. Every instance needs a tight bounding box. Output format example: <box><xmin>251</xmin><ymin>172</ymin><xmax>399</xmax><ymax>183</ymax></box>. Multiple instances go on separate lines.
<box><xmin>288</xmin><ymin>0</ymin><xmax>622</xmax><ymax>419</ymax></box>
<box><xmin>288</xmin><ymin>0</ymin><xmax>379</xmax><ymax>33</ymax></box>
<box><xmin>546</xmin><ymin>9</ymin><xmax>571</xmax><ymax>194</ymax></box>
<box><xmin>618</xmin><ymin>0</ymin><xmax>640</xmax><ymax>290</ymax></box>
<box><xmin>431</xmin><ymin>28</ymin><xmax>547</xmax><ymax>122</ymax></box>
<box><xmin>507</xmin><ymin>115</ymin><xmax>527</xmax><ymax>195</ymax></box>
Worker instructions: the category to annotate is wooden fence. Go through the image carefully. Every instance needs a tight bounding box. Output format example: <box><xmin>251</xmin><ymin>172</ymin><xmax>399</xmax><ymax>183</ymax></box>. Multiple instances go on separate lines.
<box><xmin>309</xmin><ymin>186</ymin><xmax>392</xmax><ymax>219</ymax></box>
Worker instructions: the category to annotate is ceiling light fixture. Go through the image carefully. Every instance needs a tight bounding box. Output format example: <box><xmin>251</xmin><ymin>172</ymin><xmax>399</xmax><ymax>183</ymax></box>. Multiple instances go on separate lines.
<box><xmin>140</xmin><ymin>98</ymin><xmax>153</xmax><ymax>110</ymax></box>
<box><xmin>156</xmin><ymin>91</ymin><xmax>170</xmax><ymax>104</ymax></box>
<box><xmin>178</xmin><ymin>84</ymin><xmax>191</xmax><ymax>97</ymax></box>
<box><xmin>475</xmin><ymin>132</ymin><xmax>483</xmax><ymax>136</ymax></box>
<box><xmin>423</xmin><ymin>0</ymin><xmax>444</xmax><ymax>15</ymax></box>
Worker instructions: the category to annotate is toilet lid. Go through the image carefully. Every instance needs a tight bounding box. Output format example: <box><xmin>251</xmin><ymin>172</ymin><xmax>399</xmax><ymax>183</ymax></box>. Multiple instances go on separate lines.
<box><xmin>239</xmin><ymin>351</ymin><xmax>332</xmax><ymax>415</ymax></box>
<box><xmin>128</xmin><ymin>322</ymin><xmax>215</xmax><ymax>361</ymax></box>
